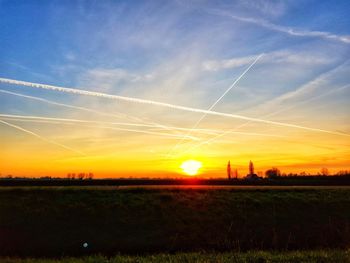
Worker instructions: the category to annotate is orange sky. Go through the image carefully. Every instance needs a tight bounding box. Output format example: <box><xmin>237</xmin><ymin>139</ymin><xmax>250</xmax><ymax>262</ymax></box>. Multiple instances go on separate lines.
<box><xmin>1</xmin><ymin>118</ymin><xmax>349</xmax><ymax>178</ymax></box>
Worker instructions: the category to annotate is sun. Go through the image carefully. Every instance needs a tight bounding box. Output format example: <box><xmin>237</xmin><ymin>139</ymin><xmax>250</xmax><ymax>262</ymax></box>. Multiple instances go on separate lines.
<box><xmin>180</xmin><ymin>160</ymin><xmax>202</xmax><ymax>176</ymax></box>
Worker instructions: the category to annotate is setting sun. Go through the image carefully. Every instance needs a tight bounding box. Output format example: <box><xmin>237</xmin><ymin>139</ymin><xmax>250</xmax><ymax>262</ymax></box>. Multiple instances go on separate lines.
<box><xmin>180</xmin><ymin>160</ymin><xmax>202</xmax><ymax>176</ymax></box>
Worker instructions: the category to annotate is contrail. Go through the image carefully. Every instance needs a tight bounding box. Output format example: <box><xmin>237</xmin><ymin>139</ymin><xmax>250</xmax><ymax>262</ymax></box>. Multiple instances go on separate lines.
<box><xmin>166</xmin><ymin>54</ymin><xmax>263</xmax><ymax>157</ymax></box>
<box><xmin>0</xmin><ymin>119</ymin><xmax>85</xmax><ymax>155</ymax></box>
<box><xmin>204</xmin><ymin>54</ymin><xmax>263</xmax><ymax>112</ymax></box>
<box><xmin>177</xmin><ymin>84</ymin><xmax>350</xmax><ymax>156</ymax></box>
<box><xmin>0</xmin><ymin>89</ymin><xmax>221</xmax><ymax>135</ymax></box>
<box><xmin>0</xmin><ymin>114</ymin><xmax>212</xmax><ymax>139</ymax></box>
<box><xmin>149</xmin><ymin>127</ymin><xmax>286</xmax><ymax>138</ymax></box>
<box><xmin>2</xmin><ymin>114</ymin><xmax>285</xmax><ymax>140</ymax></box>
<box><xmin>0</xmin><ymin>89</ymin><xmax>184</xmax><ymax>135</ymax></box>
<box><xmin>0</xmin><ymin>77</ymin><xmax>349</xmax><ymax>137</ymax></box>
<box><xmin>0</xmin><ymin>89</ymin><xmax>141</xmax><ymax>122</ymax></box>
<box><xmin>0</xmin><ymin>114</ymin><xmax>200</xmax><ymax>141</ymax></box>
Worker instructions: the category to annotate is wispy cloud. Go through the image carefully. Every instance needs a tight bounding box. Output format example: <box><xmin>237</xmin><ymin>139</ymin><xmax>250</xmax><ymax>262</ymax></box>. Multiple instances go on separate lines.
<box><xmin>202</xmin><ymin>50</ymin><xmax>334</xmax><ymax>71</ymax></box>
<box><xmin>238</xmin><ymin>0</ymin><xmax>287</xmax><ymax>17</ymax></box>
<box><xmin>254</xmin><ymin>61</ymin><xmax>350</xmax><ymax>111</ymax></box>
<box><xmin>207</xmin><ymin>9</ymin><xmax>350</xmax><ymax>44</ymax></box>
<box><xmin>78</xmin><ymin>68</ymin><xmax>154</xmax><ymax>92</ymax></box>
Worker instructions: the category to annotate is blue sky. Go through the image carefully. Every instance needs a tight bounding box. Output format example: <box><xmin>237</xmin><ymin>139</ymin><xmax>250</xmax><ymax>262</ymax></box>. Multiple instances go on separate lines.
<box><xmin>0</xmin><ymin>0</ymin><xmax>349</xmax><ymax>177</ymax></box>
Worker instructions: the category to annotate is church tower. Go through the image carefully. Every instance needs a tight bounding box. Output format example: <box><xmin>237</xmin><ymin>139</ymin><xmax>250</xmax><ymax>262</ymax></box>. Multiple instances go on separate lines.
<box><xmin>249</xmin><ymin>160</ymin><xmax>254</xmax><ymax>175</ymax></box>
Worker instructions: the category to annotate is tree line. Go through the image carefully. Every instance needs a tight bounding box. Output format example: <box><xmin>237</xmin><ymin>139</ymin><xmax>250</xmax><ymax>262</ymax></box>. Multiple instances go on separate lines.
<box><xmin>66</xmin><ymin>172</ymin><xmax>94</xmax><ymax>180</ymax></box>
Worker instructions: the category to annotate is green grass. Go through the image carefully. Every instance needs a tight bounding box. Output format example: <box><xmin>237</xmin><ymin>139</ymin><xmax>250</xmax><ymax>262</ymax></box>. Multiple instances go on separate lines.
<box><xmin>1</xmin><ymin>250</ymin><xmax>350</xmax><ymax>263</ymax></box>
<box><xmin>1</xmin><ymin>187</ymin><xmax>350</xmax><ymax>257</ymax></box>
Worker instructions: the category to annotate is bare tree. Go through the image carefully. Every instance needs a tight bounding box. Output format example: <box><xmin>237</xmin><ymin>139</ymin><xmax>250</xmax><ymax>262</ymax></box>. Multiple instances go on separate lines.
<box><xmin>87</xmin><ymin>173</ymin><xmax>94</xmax><ymax>180</ymax></box>
<box><xmin>227</xmin><ymin>161</ymin><xmax>231</xmax><ymax>180</ymax></box>
<box><xmin>265</xmin><ymin>167</ymin><xmax>281</xmax><ymax>179</ymax></box>
<box><xmin>78</xmin><ymin>173</ymin><xmax>85</xmax><ymax>180</ymax></box>
<box><xmin>320</xmin><ymin>167</ymin><xmax>329</xmax><ymax>176</ymax></box>
<box><xmin>233</xmin><ymin>169</ymin><xmax>238</xmax><ymax>179</ymax></box>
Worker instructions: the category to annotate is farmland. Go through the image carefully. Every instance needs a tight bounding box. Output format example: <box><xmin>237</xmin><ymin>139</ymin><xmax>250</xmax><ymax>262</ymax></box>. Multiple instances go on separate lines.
<box><xmin>1</xmin><ymin>250</ymin><xmax>350</xmax><ymax>263</ymax></box>
<box><xmin>1</xmin><ymin>186</ymin><xmax>350</xmax><ymax>259</ymax></box>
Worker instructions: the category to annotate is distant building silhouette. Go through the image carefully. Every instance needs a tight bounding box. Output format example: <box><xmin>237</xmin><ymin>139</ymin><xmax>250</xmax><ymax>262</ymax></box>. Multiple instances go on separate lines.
<box><xmin>249</xmin><ymin>160</ymin><xmax>254</xmax><ymax>175</ymax></box>
<box><xmin>246</xmin><ymin>160</ymin><xmax>261</xmax><ymax>180</ymax></box>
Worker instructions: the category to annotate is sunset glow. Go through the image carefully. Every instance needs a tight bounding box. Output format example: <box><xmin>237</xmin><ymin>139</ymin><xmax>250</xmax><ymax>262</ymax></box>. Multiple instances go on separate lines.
<box><xmin>180</xmin><ymin>160</ymin><xmax>202</xmax><ymax>176</ymax></box>
<box><xmin>0</xmin><ymin>1</ymin><xmax>349</xmax><ymax>178</ymax></box>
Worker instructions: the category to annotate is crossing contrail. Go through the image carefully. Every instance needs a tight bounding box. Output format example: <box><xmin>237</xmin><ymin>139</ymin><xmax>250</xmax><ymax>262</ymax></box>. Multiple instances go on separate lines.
<box><xmin>1</xmin><ymin>114</ymin><xmax>286</xmax><ymax>140</ymax></box>
<box><xmin>176</xmin><ymin>84</ymin><xmax>350</xmax><ymax>156</ymax></box>
<box><xmin>0</xmin><ymin>113</ymin><xmax>214</xmax><ymax>138</ymax></box>
<box><xmin>0</xmin><ymin>77</ymin><xmax>349</xmax><ymax>137</ymax></box>
<box><xmin>0</xmin><ymin>89</ymin><xmax>221</xmax><ymax>135</ymax></box>
<box><xmin>0</xmin><ymin>114</ymin><xmax>200</xmax><ymax>141</ymax></box>
<box><xmin>0</xmin><ymin>89</ymin><xmax>185</xmax><ymax>135</ymax></box>
<box><xmin>166</xmin><ymin>54</ymin><xmax>263</xmax><ymax>157</ymax></box>
<box><xmin>203</xmin><ymin>54</ymin><xmax>263</xmax><ymax>112</ymax></box>
<box><xmin>0</xmin><ymin>119</ymin><xmax>85</xmax><ymax>155</ymax></box>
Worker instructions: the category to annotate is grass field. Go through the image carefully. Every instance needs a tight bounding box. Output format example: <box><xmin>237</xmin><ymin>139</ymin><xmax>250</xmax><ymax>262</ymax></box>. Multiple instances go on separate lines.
<box><xmin>1</xmin><ymin>250</ymin><xmax>350</xmax><ymax>263</ymax></box>
<box><xmin>1</xmin><ymin>186</ymin><xmax>350</xmax><ymax>257</ymax></box>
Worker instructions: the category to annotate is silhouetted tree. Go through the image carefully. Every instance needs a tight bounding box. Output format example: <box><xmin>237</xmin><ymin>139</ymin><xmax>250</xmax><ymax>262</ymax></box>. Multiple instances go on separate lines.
<box><xmin>233</xmin><ymin>169</ymin><xmax>238</xmax><ymax>179</ymax></box>
<box><xmin>227</xmin><ymin>161</ymin><xmax>231</xmax><ymax>180</ymax></box>
<box><xmin>265</xmin><ymin>167</ymin><xmax>281</xmax><ymax>179</ymax></box>
<box><xmin>78</xmin><ymin>173</ymin><xmax>85</xmax><ymax>180</ymax></box>
<box><xmin>336</xmin><ymin>170</ymin><xmax>350</xmax><ymax>176</ymax></box>
<box><xmin>87</xmin><ymin>173</ymin><xmax>94</xmax><ymax>180</ymax></box>
<box><xmin>320</xmin><ymin>167</ymin><xmax>329</xmax><ymax>176</ymax></box>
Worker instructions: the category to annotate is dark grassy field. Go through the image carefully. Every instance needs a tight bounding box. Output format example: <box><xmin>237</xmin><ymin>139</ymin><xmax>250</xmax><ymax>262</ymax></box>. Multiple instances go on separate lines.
<box><xmin>1</xmin><ymin>186</ymin><xmax>350</xmax><ymax>257</ymax></box>
<box><xmin>1</xmin><ymin>176</ymin><xmax>350</xmax><ymax>186</ymax></box>
<box><xmin>1</xmin><ymin>250</ymin><xmax>350</xmax><ymax>263</ymax></box>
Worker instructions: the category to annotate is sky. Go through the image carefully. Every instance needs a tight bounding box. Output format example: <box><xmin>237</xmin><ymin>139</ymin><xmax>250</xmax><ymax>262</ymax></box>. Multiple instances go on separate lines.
<box><xmin>0</xmin><ymin>0</ymin><xmax>349</xmax><ymax>178</ymax></box>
